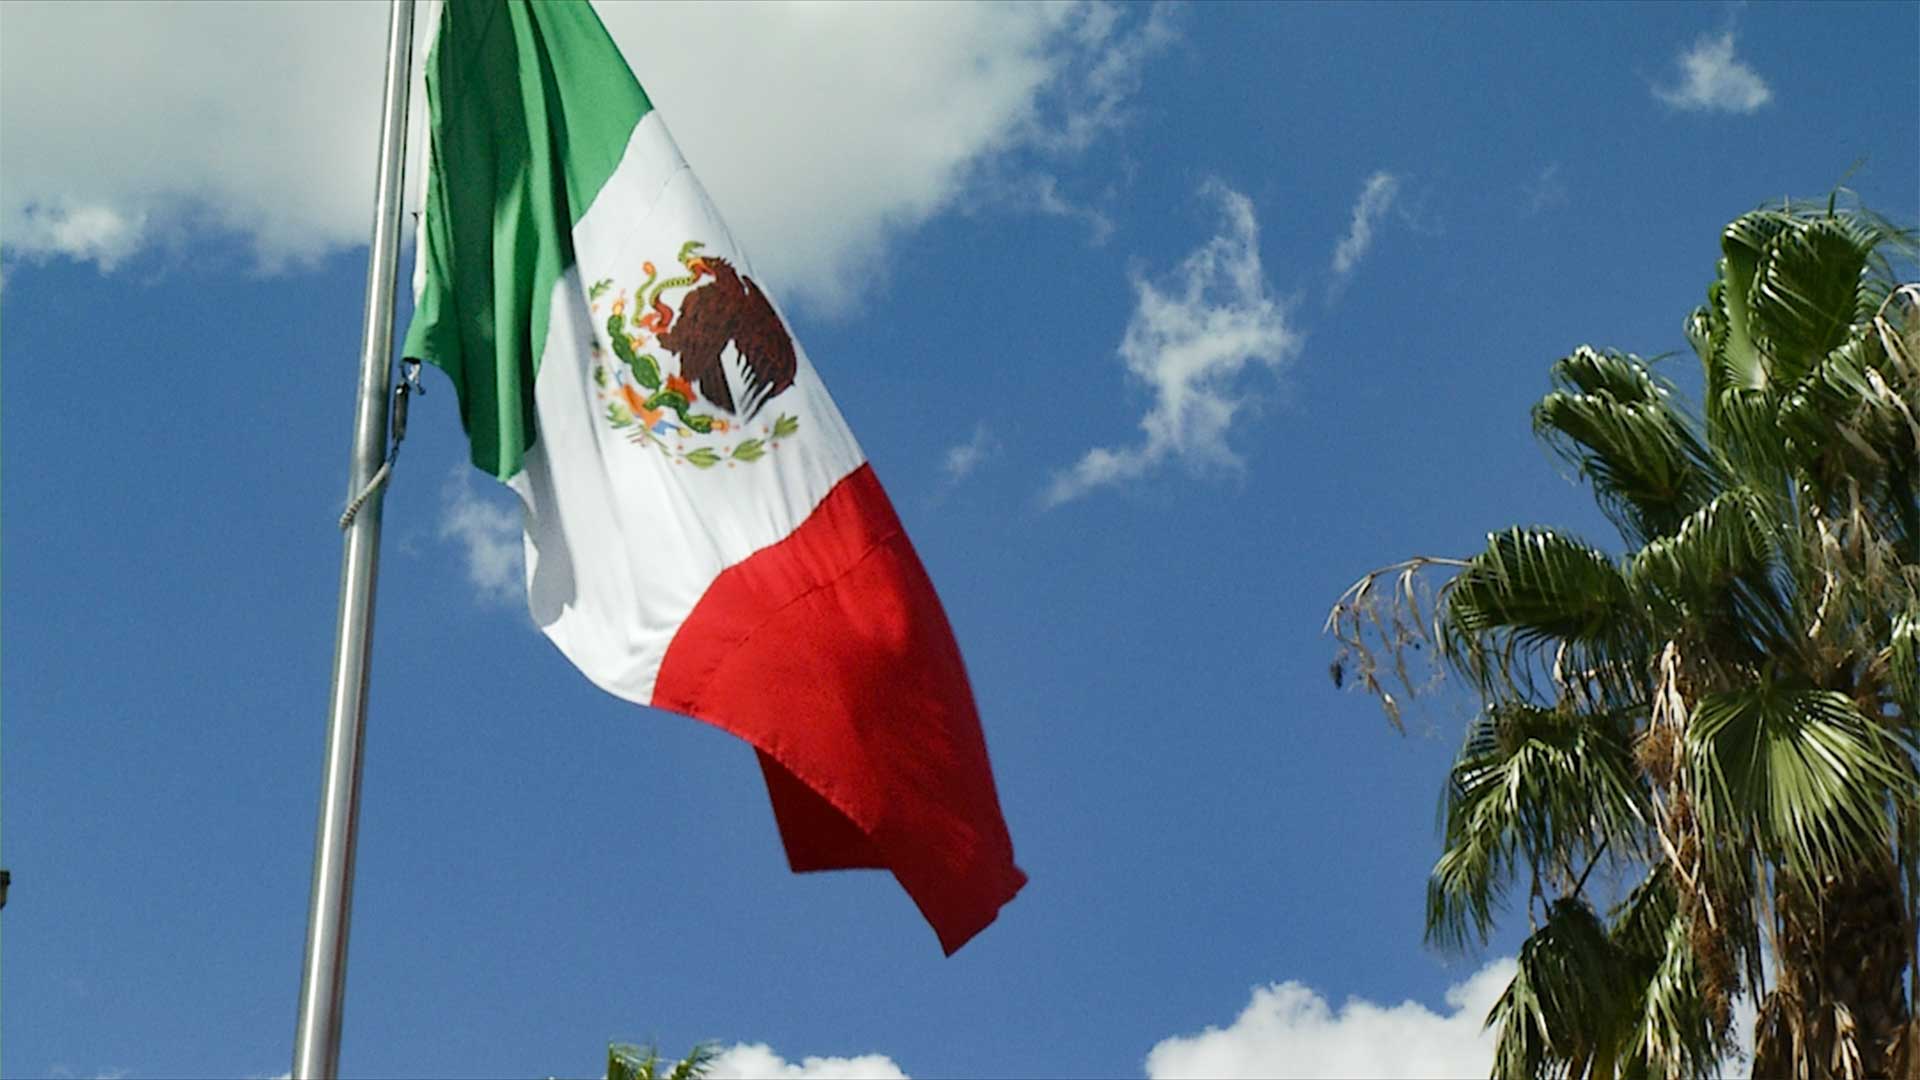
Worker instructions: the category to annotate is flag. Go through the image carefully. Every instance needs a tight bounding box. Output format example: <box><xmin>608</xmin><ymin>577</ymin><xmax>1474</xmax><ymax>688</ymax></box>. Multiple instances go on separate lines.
<box><xmin>403</xmin><ymin>0</ymin><xmax>1025</xmax><ymax>953</ymax></box>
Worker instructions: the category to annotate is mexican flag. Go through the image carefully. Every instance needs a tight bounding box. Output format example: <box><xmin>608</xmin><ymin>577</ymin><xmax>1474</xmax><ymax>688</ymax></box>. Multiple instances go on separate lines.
<box><xmin>404</xmin><ymin>0</ymin><xmax>1025</xmax><ymax>953</ymax></box>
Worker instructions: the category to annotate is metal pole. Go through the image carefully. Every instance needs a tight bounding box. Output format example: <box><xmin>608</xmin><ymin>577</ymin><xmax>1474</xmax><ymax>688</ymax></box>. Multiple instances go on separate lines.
<box><xmin>293</xmin><ymin>2</ymin><xmax>416</xmax><ymax>1076</ymax></box>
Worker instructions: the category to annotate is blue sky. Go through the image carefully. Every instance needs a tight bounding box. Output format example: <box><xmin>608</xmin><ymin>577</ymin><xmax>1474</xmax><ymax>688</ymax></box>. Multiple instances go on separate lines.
<box><xmin>3</xmin><ymin>2</ymin><xmax>1916</xmax><ymax>1077</ymax></box>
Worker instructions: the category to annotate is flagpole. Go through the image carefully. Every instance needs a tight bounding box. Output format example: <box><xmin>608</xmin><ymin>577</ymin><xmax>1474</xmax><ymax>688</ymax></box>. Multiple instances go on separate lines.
<box><xmin>293</xmin><ymin>1</ymin><xmax>416</xmax><ymax>1076</ymax></box>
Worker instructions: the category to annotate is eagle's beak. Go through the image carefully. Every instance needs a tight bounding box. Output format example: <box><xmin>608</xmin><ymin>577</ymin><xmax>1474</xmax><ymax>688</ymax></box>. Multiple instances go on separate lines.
<box><xmin>688</xmin><ymin>257</ymin><xmax>710</xmax><ymax>277</ymax></box>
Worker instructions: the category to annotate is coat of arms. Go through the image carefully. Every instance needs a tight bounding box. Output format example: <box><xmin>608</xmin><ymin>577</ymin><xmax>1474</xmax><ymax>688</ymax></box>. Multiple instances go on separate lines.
<box><xmin>590</xmin><ymin>241</ymin><xmax>801</xmax><ymax>469</ymax></box>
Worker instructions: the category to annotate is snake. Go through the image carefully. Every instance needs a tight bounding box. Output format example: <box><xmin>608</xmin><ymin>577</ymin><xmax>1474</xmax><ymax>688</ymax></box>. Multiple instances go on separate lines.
<box><xmin>636</xmin><ymin>241</ymin><xmax>708</xmax><ymax>334</ymax></box>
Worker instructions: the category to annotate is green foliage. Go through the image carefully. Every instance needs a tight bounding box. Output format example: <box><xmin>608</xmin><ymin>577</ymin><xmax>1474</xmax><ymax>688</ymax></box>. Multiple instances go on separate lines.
<box><xmin>1328</xmin><ymin>198</ymin><xmax>1920</xmax><ymax>1079</ymax></box>
<box><xmin>1488</xmin><ymin>899</ymin><xmax>1634</xmax><ymax>1080</ymax></box>
<box><xmin>1685</xmin><ymin>684</ymin><xmax>1913</xmax><ymax>884</ymax></box>
<box><xmin>1428</xmin><ymin>705</ymin><xmax>1647</xmax><ymax>953</ymax></box>
<box><xmin>606</xmin><ymin>1042</ymin><xmax>717</xmax><ymax>1080</ymax></box>
<box><xmin>1534</xmin><ymin>347</ymin><xmax>1719</xmax><ymax>544</ymax></box>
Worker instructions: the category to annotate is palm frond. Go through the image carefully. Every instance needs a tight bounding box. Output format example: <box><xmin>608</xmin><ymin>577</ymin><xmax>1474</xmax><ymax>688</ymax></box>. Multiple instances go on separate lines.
<box><xmin>1628</xmin><ymin>486</ymin><xmax>1773</xmax><ymax>610</ymax></box>
<box><xmin>1427</xmin><ymin>705</ymin><xmax>1649</xmax><ymax>951</ymax></box>
<box><xmin>665</xmin><ymin>1043</ymin><xmax>719</xmax><ymax>1080</ymax></box>
<box><xmin>1777</xmin><ymin>330</ymin><xmax>1891</xmax><ymax>484</ymax></box>
<box><xmin>1546</xmin><ymin>344</ymin><xmax>1670</xmax><ymax>404</ymax></box>
<box><xmin>1441</xmin><ymin>529</ymin><xmax>1647</xmax><ymax>705</ymax></box>
<box><xmin>1889</xmin><ymin>609</ymin><xmax>1920</xmax><ymax>724</ymax></box>
<box><xmin>1534</xmin><ymin>347</ymin><xmax>1719</xmax><ymax>544</ymax></box>
<box><xmin>608</xmin><ymin>1042</ymin><xmax>717</xmax><ymax>1080</ymax></box>
<box><xmin>1619</xmin><ymin>898</ymin><xmax>1728</xmax><ymax>1080</ymax></box>
<box><xmin>1685</xmin><ymin>684</ymin><xmax>1913</xmax><ymax>885</ymax></box>
<box><xmin>608</xmin><ymin>1043</ymin><xmax>660</xmax><ymax>1080</ymax></box>
<box><xmin>1488</xmin><ymin>899</ymin><xmax>1632</xmax><ymax>1080</ymax></box>
<box><xmin>1750</xmin><ymin>215</ymin><xmax>1877</xmax><ymax>385</ymax></box>
<box><xmin>1448</xmin><ymin>530</ymin><xmax>1633</xmax><ymax>641</ymax></box>
<box><xmin>1700</xmin><ymin>211</ymin><xmax>1791</xmax><ymax>408</ymax></box>
<box><xmin>1608</xmin><ymin>862</ymin><xmax>1678</xmax><ymax>964</ymax></box>
<box><xmin>1325</xmin><ymin>556</ymin><xmax>1474</xmax><ymax>729</ymax></box>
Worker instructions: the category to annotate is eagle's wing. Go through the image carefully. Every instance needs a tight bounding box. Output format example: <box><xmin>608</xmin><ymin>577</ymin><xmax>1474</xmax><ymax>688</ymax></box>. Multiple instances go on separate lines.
<box><xmin>658</xmin><ymin>285</ymin><xmax>737</xmax><ymax>414</ymax></box>
<box><xmin>736</xmin><ymin>275</ymin><xmax>798</xmax><ymax>420</ymax></box>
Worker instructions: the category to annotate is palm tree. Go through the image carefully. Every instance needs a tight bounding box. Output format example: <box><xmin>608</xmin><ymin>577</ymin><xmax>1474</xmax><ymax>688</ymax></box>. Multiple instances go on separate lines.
<box><xmin>605</xmin><ymin>1041</ymin><xmax>719</xmax><ymax>1080</ymax></box>
<box><xmin>1328</xmin><ymin>201</ymin><xmax>1920</xmax><ymax>1079</ymax></box>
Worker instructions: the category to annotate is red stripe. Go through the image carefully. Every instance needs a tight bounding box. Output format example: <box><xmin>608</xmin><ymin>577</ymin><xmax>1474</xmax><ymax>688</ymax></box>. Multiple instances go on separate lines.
<box><xmin>652</xmin><ymin>464</ymin><xmax>1026</xmax><ymax>954</ymax></box>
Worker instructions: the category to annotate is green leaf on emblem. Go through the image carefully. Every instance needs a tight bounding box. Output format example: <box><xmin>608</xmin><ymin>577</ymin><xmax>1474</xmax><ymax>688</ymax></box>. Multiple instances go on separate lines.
<box><xmin>683</xmin><ymin>448</ymin><xmax>721</xmax><ymax>468</ymax></box>
<box><xmin>732</xmin><ymin>439</ymin><xmax>766</xmax><ymax>462</ymax></box>
<box><xmin>772</xmin><ymin>414</ymin><xmax>799</xmax><ymax>439</ymax></box>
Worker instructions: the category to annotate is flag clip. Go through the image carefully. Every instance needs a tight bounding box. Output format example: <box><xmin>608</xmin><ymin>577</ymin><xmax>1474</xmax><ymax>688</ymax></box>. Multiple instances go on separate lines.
<box><xmin>338</xmin><ymin>360</ymin><xmax>424</xmax><ymax>531</ymax></box>
<box><xmin>390</xmin><ymin>377</ymin><xmax>412</xmax><ymax>445</ymax></box>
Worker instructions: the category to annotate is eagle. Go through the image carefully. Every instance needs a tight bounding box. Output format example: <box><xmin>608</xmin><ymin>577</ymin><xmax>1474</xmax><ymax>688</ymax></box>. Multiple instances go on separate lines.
<box><xmin>656</xmin><ymin>254</ymin><xmax>797</xmax><ymax>420</ymax></box>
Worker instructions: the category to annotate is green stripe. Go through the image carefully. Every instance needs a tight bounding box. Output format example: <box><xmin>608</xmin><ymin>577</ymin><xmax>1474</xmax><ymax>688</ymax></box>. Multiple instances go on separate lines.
<box><xmin>403</xmin><ymin>0</ymin><xmax>653</xmax><ymax>480</ymax></box>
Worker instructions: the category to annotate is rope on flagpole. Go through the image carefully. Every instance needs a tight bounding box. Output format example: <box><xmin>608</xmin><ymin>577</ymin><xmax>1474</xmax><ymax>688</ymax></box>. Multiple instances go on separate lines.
<box><xmin>338</xmin><ymin>359</ymin><xmax>423</xmax><ymax>530</ymax></box>
<box><xmin>336</xmin><ymin>462</ymin><xmax>392</xmax><ymax>531</ymax></box>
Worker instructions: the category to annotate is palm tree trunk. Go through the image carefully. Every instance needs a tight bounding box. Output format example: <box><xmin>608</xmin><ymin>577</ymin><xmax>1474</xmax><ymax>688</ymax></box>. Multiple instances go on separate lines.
<box><xmin>1752</xmin><ymin>858</ymin><xmax>1914</xmax><ymax>1079</ymax></box>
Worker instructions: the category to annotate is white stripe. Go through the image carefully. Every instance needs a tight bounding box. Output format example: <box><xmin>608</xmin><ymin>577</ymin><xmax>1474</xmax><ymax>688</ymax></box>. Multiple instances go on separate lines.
<box><xmin>515</xmin><ymin>112</ymin><xmax>866</xmax><ymax>704</ymax></box>
<box><xmin>407</xmin><ymin>0</ymin><xmax>444</xmax><ymax>304</ymax></box>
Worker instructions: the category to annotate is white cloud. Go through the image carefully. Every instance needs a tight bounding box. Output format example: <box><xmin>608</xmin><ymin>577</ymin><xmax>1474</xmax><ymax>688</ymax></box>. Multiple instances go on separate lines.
<box><xmin>709</xmin><ymin>1043</ymin><xmax>908</xmax><ymax>1080</ymax></box>
<box><xmin>943</xmin><ymin>423</ymin><xmax>999</xmax><ymax>482</ymax></box>
<box><xmin>8</xmin><ymin>201</ymin><xmax>148</xmax><ymax>269</ymax></box>
<box><xmin>0</xmin><ymin>1</ymin><xmax>1170</xmax><ymax>307</ymax></box>
<box><xmin>1654</xmin><ymin>32</ymin><xmax>1772</xmax><ymax>114</ymax></box>
<box><xmin>1144</xmin><ymin>959</ymin><xmax>1515</xmax><ymax>1080</ymax></box>
<box><xmin>973</xmin><ymin>170</ymin><xmax>1117</xmax><ymax>245</ymax></box>
<box><xmin>439</xmin><ymin>468</ymin><xmax>524</xmax><ymax>605</ymax></box>
<box><xmin>1021</xmin><ymin>1</ymin><xmax>1181</xmax><ymax>155</ymax></box>
<box><xmin>1330</xmin><ymin>171</ymin><xmax>1400</xmax><ymax>279</ymax></box>
<box><xmin>0</xmin><ymin>1</ymin><xmax>393</xmax><ymax>272</ymax></box>
<box><xmin>1045</xmin><ymin>181</ymin><xmax>1299</xmax><ymax>506</ymax></box>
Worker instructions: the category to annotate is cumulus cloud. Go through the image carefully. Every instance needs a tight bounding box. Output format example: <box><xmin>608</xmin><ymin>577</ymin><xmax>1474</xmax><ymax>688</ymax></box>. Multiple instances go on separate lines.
<box><xmin>1044</xmin><ymin>181</ymin><xmax>1298</xmax><ymax>506</ymax></box>
<box><xmin>708</xmin><ymin>1043</ymin><xmax>908</xmax><ymax>1080</ymax></box>
<box><xmin>1</xmin><ymin>1</ymin><xmax>1171</xmax><ymax>307</ymax></box>
<box><xmin>8</xmin><ymin>201</ymin><xmax>148</xmax><ymax>270</ymax></box>
<box><xmin>1654</xmin><ymin>32</ymin><xmax>1772</xmax><ymax>113</ymax></box>
<box><xmin>943</xmin><ymin>423</ymin><xmax>1000</xmax><ymax>483</ymax></box>
<box><xmin>1330</xmin><ymin>171</ymin><xmax>1400</xmax><ymax>281</ymax></box>
<box><xmin>0</xmin><ymin>2</ymin><xmax>393</xmax><ymax>271</ymax></box>
<box><xmin>439</xmin><ymin>467</ymin><xmax>524</xmax><ymax>605</ymax></box>
<box><xmin>1144</xmin><ymin>959</ymin><xmax>1515</xmax><ymax>1080</ymax></box>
